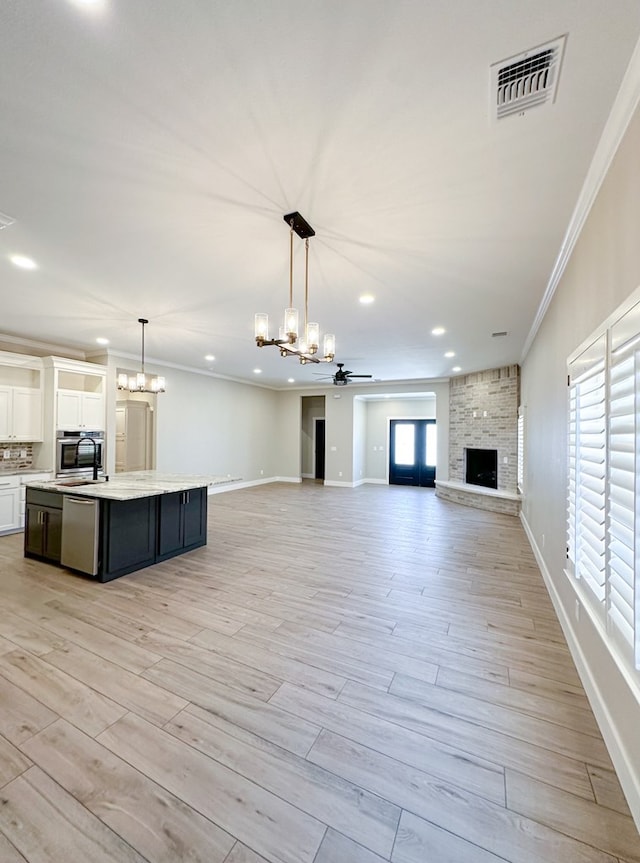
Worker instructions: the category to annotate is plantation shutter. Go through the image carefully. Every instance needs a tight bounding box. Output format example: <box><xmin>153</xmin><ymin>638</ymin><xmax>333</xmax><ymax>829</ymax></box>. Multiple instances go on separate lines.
<box><xmin>567</xmin><ymin>335</ymin><xmax>607</xmax><ymax>603</ymax></box>
<box><xmin>517</xmin><ymin>406</ymin><xmax>524</xmax><ymax>492</ymax></box>
<box><xmin>608</xmin><ymin>303</ymin><xmax>640</xmax><ymax>666</ymax></box>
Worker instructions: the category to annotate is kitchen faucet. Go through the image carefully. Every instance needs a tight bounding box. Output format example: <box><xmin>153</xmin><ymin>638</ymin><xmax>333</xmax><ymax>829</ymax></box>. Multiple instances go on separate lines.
<box><xmin>75</xmin><ymin>437</ymin><xmax>99</xmax><ymax>481</ymax></box>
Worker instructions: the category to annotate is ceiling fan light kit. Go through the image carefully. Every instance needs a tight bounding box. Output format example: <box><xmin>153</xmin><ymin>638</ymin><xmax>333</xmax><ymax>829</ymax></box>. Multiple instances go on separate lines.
<box><xmin>254</xmin><ymin>212</ymin><xmax>335</xmax><ymax>365</ymax></box>
<box><xmin>117</xmin><ymin>318</ymin><xmax>166</xmax><ymax>394</ymax></box>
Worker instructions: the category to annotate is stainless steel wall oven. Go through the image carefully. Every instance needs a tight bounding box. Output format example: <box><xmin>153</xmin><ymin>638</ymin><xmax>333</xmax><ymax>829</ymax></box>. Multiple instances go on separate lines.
<box><xmin>56</xmin><ymin>430</ymin><xmax>105</xmax><ymax>477</ymax></box>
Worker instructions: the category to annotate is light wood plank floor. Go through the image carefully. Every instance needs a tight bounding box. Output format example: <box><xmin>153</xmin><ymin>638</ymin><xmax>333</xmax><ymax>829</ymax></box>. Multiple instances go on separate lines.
<box><xmin>0</xmin><ymin>482</ymin><xmax>639</xmax><ymax>863</ymax></box>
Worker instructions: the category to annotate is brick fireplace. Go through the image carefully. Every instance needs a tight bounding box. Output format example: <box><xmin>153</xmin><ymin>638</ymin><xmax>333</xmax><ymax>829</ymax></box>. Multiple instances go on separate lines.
<box><xmin>436</xmin><ymin>364</ymin><xmax>521</xmax><ymax>515</ymax></box>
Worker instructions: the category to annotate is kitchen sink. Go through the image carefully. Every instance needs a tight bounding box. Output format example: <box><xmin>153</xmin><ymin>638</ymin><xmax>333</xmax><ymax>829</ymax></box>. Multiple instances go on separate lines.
<box><xmin>56</xmin><ymin>479</ymin><xmax>105</xmax><ymax>487</ymax></box>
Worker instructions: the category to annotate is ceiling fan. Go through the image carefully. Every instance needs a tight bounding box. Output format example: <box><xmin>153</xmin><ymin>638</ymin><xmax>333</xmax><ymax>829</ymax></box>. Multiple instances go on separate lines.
<box><xmin>314</xmin><ymin>362</ymin><xmax>373</xmax><ymax>386</ymax></box>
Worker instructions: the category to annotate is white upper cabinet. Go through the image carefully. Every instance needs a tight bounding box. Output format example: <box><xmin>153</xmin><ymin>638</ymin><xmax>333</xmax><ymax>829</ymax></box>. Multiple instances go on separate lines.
<box><xmin>50</xmin><ymin>361</ymin><xmax>106</xmax><ymax>431</ymax></box>
<box><xmin>0</xmin><ymin>356</ymin><xmax>44</xmax><ymax>442</ymax></box>
<box><xmin>0</xmin><ymin>388</ymin><xmax>9</xmax><ymax>439</ymax></box>
<box><xmin>56</xmin><ymin>390</ymin><xmax>104</xmax><ymax>430</ymax></box>
<box><xmin>0</xmin><ymin>387</ymin><xmax>43</xmax><ymax>440</ymax></box>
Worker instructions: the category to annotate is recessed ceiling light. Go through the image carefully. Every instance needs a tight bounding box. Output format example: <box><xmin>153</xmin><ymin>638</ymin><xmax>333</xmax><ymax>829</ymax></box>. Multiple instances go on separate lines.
<box><xmin>205</xmin><ymin>354</ymin><xmax>215</xmax><ymax>362</ymax></box>
<box><xmin>452</xmin><ymin>366</ymin><xmax>461</xmax><ymax>372</ymax></box>
<box><xmin>253</xmin><ymin>368</ymin><xmax>262</xmax><ymax>374</ymax></box>
<box><xmin>359</xmin><ymin>294</ymin><xmax>375</xmax><ymax>305</ymax></box>
<box><xmin>288</xmin><ymin>378</ymin><xmax>295</xmax><ymax>383</ymax></box>
<box><xmin>9</xmin><ymin>254</ymin><xmax>37</xmax><ymax>270</ymax></box>
<box><xmin>431</xmin><ymin>327</ymin><xmax>445</xmax><ymax>336</ymax></box>
<box><xmin>68</xmin><ymin>0</ymin><xmax>106</xmax><ymax>9</ymax></box>
<box><xmin>96</xmin><ymin>337</ymin><xmax>109</xmax><ymax>345</ymax></box>
<box><xmin>444</xmin><ymin>351</ymin><xmax>455</xmax><ymax>358</ymax></box>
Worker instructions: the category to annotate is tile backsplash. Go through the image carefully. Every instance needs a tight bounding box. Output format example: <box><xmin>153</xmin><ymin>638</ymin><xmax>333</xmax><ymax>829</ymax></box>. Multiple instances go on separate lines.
<box><xmin>0</xmin><ymin>443</ymin><xmax>34</xmax><ymax>471</ymax></box>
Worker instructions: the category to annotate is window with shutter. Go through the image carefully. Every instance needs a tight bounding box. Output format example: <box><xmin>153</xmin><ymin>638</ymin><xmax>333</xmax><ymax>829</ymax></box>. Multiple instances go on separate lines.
<box><xmin>567</xmin><ymin>299</ymin><xmax>640</xmax><ymax>671</ymax></box>
<box><xmin>517</xmin><ymin>407</ymin><xmax>525</xmax><ymax>493</ymax></box>
<box><xmin>608</xmin><ymin>303</ymin><xmax>640</xmax><ymax>667</ymax></box>
<box><xmin>567</xmin><ymin>336</ymin><xmax>607</xmax><ymax>605</ymax></box>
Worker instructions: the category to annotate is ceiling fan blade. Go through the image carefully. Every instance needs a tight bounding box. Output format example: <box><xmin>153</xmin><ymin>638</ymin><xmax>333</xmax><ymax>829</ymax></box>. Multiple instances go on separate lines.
<box><xmin>346</xmin><ymin>374</ymin><xmax>373</xmax><ymax>378</ymax></box>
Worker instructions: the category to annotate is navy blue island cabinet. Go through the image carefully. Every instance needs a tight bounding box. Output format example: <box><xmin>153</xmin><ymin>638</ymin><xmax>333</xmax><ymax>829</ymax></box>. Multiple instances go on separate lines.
<box><xmin>25</xmin><ymin>486</ymin><xmax>208</xmax><ymax>582</ymax></box>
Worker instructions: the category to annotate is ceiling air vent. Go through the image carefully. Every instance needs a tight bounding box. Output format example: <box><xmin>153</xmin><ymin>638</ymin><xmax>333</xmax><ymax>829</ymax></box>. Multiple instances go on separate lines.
<box><xmin>491</xmin><ymin>35</ymin><xmax>566</xmax><ymax>121</ymax></box>
<box><xmin>492</xmin><ymin>331</ymin><xmax>508</xmax><ymax>337</ymax></box>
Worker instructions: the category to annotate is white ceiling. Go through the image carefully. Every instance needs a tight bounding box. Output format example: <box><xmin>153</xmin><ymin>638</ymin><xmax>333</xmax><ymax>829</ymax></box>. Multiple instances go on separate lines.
<box><xmin>2</xmin><ymin>1</ymin><xmax>640</xmax><ymax>389</ymax></box>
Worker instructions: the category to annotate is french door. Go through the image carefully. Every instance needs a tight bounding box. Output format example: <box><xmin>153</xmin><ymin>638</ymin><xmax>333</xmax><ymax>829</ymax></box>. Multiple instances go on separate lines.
<box><xmin>389</xmin><ymin>419</ymin><xmax>436</xmax><ymax>487</ymax></box>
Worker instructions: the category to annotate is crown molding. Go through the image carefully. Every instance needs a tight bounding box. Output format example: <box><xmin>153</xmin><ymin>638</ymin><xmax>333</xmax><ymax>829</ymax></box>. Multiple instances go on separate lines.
<box><xmin>521</xmin><ymin>34</ymin><xmax>640</xmax><ymax>362</ymax></box>
<box><xmin>0</xmin><ymin>332</ymin><xmax>86</xmax><ymax>360</ymax></box>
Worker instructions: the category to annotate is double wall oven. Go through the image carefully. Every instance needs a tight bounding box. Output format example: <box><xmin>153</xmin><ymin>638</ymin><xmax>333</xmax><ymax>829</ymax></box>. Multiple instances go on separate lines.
<box><xmin>56</xmin><ymin>430</ymin><xmax>105</xmax><ymax>478</ymax></box>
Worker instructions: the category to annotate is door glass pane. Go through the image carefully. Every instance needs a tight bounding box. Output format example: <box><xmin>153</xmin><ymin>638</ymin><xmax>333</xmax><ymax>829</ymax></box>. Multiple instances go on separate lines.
<box><xmin>395</xmin><ymin>425</ymin><xmax>415</xmax><ymax>465</ymax></box>
<box><xmin>425</xmin><ymin>424</ymin><xmax>437</xmax><ymax>466</ymax></box>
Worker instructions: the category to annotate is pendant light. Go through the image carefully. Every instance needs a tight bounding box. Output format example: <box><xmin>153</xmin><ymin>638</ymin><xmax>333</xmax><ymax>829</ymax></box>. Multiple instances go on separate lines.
<box><xmin>117</xmin><ymin>318</ymin><xmax>166</xmax><ymax>393</ymax></box>
<box><xmin>254</xmin><ymin>212</ymin><xmax>335</xmax><ymax>364</ymax></box>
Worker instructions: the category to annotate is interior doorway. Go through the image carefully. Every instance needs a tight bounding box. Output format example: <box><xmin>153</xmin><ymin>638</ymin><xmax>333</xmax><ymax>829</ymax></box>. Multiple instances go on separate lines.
<box><xmin>314</xmin><ymin>418</ymin><xmax>325</xmax><ymax>481</ymax></box>
<box><xmin>389</xmin><ymin>419</ymin><xmax>436</xmax><ymax>487</ymax></box>
<box><xmin>301</xmin><ymin>395</ymin><xmax>326</xmax><ymax>480</ymax></box>
<box><xmin>115</xmin><ymin>398</ymin><xmax>154</xmax><ymax>472</ymax></box>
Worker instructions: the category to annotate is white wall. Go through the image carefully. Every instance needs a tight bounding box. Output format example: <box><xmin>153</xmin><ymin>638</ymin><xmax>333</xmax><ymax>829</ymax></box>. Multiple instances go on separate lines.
<box><xmin>151</xmin><ymin>367</ymin><xmax>282</xmax><ymax>480</ymax></box>
<box><xmin>352</xmin><ymin>396</ymin><xmax>367</xmax><ymax>484</ymax></box>
<box><xmin>522</xmin><ymin>98</ymin><xmax>640</xmax><ymax>824</ymax></box>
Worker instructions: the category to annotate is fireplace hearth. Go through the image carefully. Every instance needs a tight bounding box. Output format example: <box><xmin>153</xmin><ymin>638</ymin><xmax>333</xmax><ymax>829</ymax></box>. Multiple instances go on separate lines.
<box><xmin>465</xmin><ymin>448</ymin><xmax>498</xmax><ymax>489</ymax></box>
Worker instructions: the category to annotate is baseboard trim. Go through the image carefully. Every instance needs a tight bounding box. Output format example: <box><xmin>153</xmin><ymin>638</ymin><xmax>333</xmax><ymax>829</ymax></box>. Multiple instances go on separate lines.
<box><xmin>520</xmin><ymin>512</ymin><xmax>640</xmax><ymax>830</ymax></box>
<box><xmin>324</xmin><ymin>480</ymin><xmax>355</xmax><ymax>488</ymax></box>
<box><xmin>207</xmin><ymin>476</ymin><xmax>302</xmax><ymax>494</ymax></box>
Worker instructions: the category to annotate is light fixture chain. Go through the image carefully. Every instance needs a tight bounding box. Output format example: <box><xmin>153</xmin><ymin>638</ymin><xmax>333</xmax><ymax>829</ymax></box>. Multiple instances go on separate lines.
<box><xmin>304</xmin><ymin>237</ymin><xmax>309</xmax><ymax>335</ymax></box>
<box><xmin>289</xmin><ymin>223</ymin><xmax>294</xmax><ymax>309</ymax></box>
<box><xmin>138</xmin><ymin>317</ymin><xmax>149</xmax><ymax>374</ymax></box>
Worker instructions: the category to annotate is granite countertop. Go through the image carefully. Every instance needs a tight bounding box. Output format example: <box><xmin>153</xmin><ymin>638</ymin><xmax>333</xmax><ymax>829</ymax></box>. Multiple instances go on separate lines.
<box><xmin>25</xmin><ymin>470</ymin><xmax>242</xmax><ymax>501</ymax></box>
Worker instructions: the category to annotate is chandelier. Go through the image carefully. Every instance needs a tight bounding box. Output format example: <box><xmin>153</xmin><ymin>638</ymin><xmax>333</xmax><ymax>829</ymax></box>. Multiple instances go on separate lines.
<box><xmin>117</xmin><ymin>318</ymin><xmax>166</xmax><ymax>394</ymax></box>
<box><xmin>254</xmin><ymin>212</ymin><xmax>335</xmax><ymax>364</ymax></box>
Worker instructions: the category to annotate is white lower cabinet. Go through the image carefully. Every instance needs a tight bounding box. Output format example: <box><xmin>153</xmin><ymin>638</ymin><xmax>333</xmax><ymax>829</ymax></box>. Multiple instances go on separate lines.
<box><xmin>0</xmin><ymin>473</ymin><xmax>52</xmax><ymax>533</ymax></box>
<box><xmin>0</xmin><ymin>475</ymin><xmax>20</xmax><ymax>533</ymax></box>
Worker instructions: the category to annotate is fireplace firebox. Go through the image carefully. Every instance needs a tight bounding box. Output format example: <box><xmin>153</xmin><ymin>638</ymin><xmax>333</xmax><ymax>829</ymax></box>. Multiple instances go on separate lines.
<box><xmin>465</xmin><ymin>448</ymin><xmax>498</xmax><ymax>489</ymax></box>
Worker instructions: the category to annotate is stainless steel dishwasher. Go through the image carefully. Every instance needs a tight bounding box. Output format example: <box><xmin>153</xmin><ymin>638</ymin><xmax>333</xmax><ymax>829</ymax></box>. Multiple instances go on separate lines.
<box><xmin>61</xmin><ymin>495</ymin><xmax>100</xmax><ymax>576</ymax></box>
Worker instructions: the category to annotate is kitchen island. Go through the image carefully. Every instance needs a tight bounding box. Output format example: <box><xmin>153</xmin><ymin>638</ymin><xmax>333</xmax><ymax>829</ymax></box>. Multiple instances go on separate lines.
<box><xmin>24</xmin><ymin>471</ymin><xmax>240</xmax><ymax>582</ymax></box>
